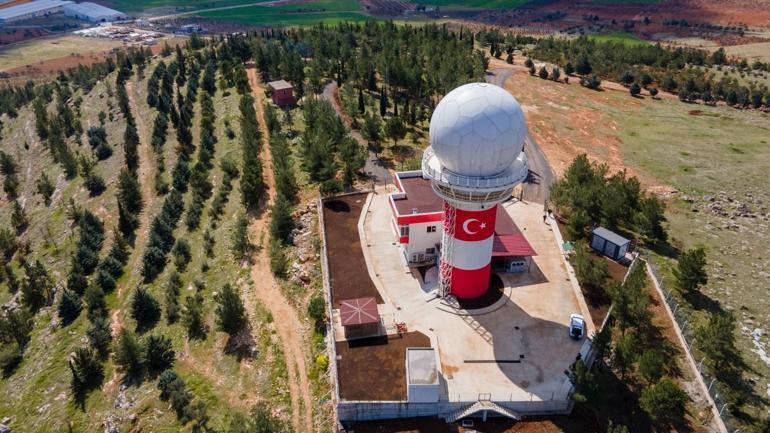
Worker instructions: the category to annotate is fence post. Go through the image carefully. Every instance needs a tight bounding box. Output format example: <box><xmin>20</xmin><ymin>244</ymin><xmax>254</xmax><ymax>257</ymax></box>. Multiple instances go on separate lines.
<box><xmin>719</xmin><ymin>404</ymin><xmax>728</xmax><ymax>416</ymax></box>
<box><xmin>708</xmin><ymin>378</ymin><xmax>716</xmax><ymax>392</ymax></box>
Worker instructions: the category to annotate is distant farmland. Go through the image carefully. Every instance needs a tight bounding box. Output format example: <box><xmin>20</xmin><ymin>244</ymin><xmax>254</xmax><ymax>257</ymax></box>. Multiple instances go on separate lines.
<box><xmin>198</xmin><ymin>0</ymin><xmax>370</xmax><ymax>26</ymax></box>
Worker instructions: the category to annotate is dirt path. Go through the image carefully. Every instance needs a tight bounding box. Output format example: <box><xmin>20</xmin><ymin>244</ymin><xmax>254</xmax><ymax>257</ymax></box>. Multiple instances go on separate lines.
<box><xmin>244</xmin><ymin>67</ymin><xmax>314</xmax><ymax>433</ymax></box>
<box><xmin>104</xmin><ymin>79</ymin><xmax>156</xmax><ymax>394</ymax></box>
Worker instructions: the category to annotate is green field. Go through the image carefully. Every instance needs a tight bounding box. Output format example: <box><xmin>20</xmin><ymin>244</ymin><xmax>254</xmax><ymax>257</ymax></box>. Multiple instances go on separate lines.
<box><xmin>198</xmin><ymin>0</ymin><xmax>369</xmax><ymax>26</ymax></box>
<box><xmin>412</xmin><ymin>0</ymin><xmax>531</xmax><ymax>9</ymax></box>
<box><xmin>103</xmin><ymin>0</ymin><xmax>255</xmax><ymax>13</ymax></box>
<box><xmin>588</xmin><ymin>31</ymin><xmax>649</xmax><ymax>46</ymax></box>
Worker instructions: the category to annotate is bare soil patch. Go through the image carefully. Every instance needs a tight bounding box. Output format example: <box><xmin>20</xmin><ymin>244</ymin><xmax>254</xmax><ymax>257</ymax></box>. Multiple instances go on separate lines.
<box><xmin>322</xmin><ymin>194</ymin><xmax>382</xmax><ymax>306</ymax></box>
<box><xmin>335</xmin><ymin>331</ymin><xmax>430</xmax><ymax>401</ymax></box>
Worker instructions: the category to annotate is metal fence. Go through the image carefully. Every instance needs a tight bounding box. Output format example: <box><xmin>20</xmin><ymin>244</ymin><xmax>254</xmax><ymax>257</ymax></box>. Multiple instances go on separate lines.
<box><xmin>642</xmin><ymin>255</ymin><xmax>736</xmax><ymax>433</ymax></box>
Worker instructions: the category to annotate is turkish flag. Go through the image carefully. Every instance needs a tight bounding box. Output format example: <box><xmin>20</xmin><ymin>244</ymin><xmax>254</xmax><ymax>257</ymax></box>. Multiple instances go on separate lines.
<box><xmin>445</xmin><ymin>203</ymin><xmax>497</xmax><ymax>242</ymax></box>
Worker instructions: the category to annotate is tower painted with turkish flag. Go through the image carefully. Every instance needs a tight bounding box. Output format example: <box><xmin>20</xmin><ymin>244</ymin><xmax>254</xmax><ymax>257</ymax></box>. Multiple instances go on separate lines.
<box><xmin>422</xmin><ymin>83</ymin><xmax>530</xmax><ymax>299</ymax></box>
<box><xmin>442</xmin><ymin>203</ymin><xmax>499</xmax><ymax>298</ymax></box>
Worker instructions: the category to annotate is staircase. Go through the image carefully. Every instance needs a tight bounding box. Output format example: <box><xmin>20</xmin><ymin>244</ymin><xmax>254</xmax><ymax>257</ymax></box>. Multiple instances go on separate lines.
<box><xmin>444</xmin><ymin>400</ymin><xmax>521</xmax><ymax>423</ymax></box>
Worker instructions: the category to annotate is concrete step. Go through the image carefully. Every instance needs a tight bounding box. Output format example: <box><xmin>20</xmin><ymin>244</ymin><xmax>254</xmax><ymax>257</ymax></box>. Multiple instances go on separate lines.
<box><xmin>445</xmin><ymin>400</ymin><xmax>521</xmax><ymax>423</ymax></box>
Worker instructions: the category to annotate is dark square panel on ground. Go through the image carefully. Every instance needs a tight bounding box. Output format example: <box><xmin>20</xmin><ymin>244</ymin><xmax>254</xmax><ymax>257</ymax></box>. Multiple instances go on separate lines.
<box><xmin>323</xmin><ymin>194</ymin><xmax>382</xmax><ymax>306</ymax></box>
<box><xmin>335</xmin><ymin>331</ymin><xmax>430</xmax><ymax>401</ymax></box>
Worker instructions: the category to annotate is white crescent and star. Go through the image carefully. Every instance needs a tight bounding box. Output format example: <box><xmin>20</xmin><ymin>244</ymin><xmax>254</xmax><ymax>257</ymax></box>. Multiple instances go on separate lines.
<box><xmin>462</xmin><ymin>218</ymin><xmax>487</xmax><ymax>235</ymax></box>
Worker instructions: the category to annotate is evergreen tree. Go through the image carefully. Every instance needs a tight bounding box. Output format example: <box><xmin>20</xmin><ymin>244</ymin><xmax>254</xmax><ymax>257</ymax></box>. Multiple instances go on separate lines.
<box><xmin>239</xmin><ymin>94</ymin><xmax>264</xmax><ymax>211</ymax></box>
<box><xmin>58</xmin><ymin>290</ymin><xmax>82</xmax><ymax>325</ymax></box>
<box><xmin>673</xmin><ymin>247</ymin><xmax>707</xmax><ymax>293</ymax></box>
<box><xmin>165</xmin><ymin>271</ymin><xmax>182</xmax><ymax>324</ymax></box>
<box><xmin>214</xmin><ymin>283</ymin><xmax>247</xmax><ymax>336</ymax></box>
<box><xmin>695</xmin><ymin>312</ymin><xmax>737</xmax><ymax>372</ymax></box>
<box><xmin>84</xmin><ymin>284</ymin><xmax>107</xmax><ymax>321</ymax></box>
<box><xmin>36</xmin><ymin>172</ymin><xmax>55</xmax><ymax>206</ymax></box>
<box><xmin>640</xmin><ymin>378</ymin><xmax>686</xmax><ymax>424</ymax></box>
<box><xmin>113</xmin><ymin>329</ymin><xmax>144</xmax><ymax>378</ymax></box>
<box><xmin>21</xmin><ymin>260</ymin><xmax>53</xmax><ymax>312</ymax></box>
<box><xmin>131</xmin><ymin>287</ymin><xmax>161</xmax><ymax>332</ymax></box>
<box><xmin>87</xmin><ymin>317</ymin><xmax>112</xmax><ymax>358</ymax></box>
<box><xmin>11</xmin><ymin>201</ymin><xmax>28</xmax><ymax>234</ymax></box>
<box><xmin>231</xmin><ymin>213</ymin><xmax>250</xmax><ymax>260</ymax></box>
<box><xmin>182</xmin><ymin>293</ymin><xmax>206</xmax><ymax>339</ymax></box>
<box><xmin>635</xmin><ymin>195</ymin><xmax>667</xmax><ymax>243</ymax></box>
<box><xmin>69</xmin><ymin>347</ymin><xmax>104</xmax><ymax>400</ymax></box>
<box><xmin>145</xmin><ymin>334</ymin><xmax>175</xmax><ymax>375</ymax></box>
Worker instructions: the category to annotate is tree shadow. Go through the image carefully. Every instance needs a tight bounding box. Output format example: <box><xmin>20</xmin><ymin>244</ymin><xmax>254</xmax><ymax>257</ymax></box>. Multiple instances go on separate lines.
<box><xmin>225</xmin><ymin>326</ymin><xmax>257</xmax><ymax>361</ymax></box>
<box><xmin>646</xmin><ymin>239</ymin><xmax>680</xmax><ymax>260</ymax></box>
<box><xmin>682</xmin><ymin>289</ymin><xmax>723</xmax><ymax>314</ymax></box>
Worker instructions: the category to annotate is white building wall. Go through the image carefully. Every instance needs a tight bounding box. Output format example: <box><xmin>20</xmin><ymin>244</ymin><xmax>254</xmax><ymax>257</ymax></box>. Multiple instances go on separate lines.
<box><xmin>407</xmin><ymin>383</ymin><xmax>440</xmax><ymax>403</ymax></box>
<box><xmin>404</xmin><ymin>221</ymin><xmax>441</xmax><ymax>262</ymax></box>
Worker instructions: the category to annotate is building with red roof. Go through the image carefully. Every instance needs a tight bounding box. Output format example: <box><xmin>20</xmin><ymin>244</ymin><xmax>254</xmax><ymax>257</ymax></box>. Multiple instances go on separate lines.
<box><xmin>389</xmin><ymin>171</ymin><xmax>536</xmax><ymax>272</ymax></box>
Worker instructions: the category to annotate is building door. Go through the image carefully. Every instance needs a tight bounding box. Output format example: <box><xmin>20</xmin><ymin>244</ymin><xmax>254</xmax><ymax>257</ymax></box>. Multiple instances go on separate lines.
<box><xmin>603</xmin><ymin>242</ymin><xmax>617</xmax><ymax>259</ymax></box>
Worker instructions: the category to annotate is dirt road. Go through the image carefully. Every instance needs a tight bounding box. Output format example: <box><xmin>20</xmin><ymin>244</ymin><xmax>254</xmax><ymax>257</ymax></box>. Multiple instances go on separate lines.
<box><xmin>322</xmin><ymin>81</ymin><xmax>391</xmax><ymax>186</ymax></box>
<box><xmin>486</xmin><ymin>66</ymin><xmax>555</xmax><ymax>204</ymax></box>
<box><xmin>245</xmin><ymin>66</ymin><xmax>314</xmax><ymax>433</ymax></box>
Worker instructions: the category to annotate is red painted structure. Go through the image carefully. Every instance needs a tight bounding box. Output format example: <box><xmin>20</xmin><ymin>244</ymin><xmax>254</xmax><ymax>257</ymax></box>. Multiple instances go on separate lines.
<box><xmin>443</xmin><ymin>204</ymin><xmax>498</xmax><ymax>298</ymax></box>
<box><xmin>267</xmin><ymin>80</ymin><xmax>295</xmax><ymax>107</ymax></box>
<box><xmin>389</xmin><ymin>172</ymin><xmax>536</xmax><ymax>287</ymax></box>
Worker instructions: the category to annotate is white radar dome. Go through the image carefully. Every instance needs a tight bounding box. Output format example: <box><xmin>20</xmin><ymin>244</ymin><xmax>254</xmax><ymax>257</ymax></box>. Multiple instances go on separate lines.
<box><xmin>429</xmin><ymin>82</ymin><xmax>527</xmax><ymax>177</ymax></box>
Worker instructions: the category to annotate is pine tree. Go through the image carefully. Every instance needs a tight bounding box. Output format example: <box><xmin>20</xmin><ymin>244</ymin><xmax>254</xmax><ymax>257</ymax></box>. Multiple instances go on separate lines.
<box><xmin>113</xmin><ymin>329</ymin><xmax>144</xmax><ymax>378</ymax></box>
<box><xmin>84</xmin><ymin>284</ymin><xmax>107</xmax><ymax>321</ymax></box>
<box><xmin>214</xmin><ymin>283</ymin><xmax>247</xmax><ymax>336</ymax></box>
<box><xmin>87</xmin><ymin>317</ymin><xmax>112</xmax><ymax>358</ymax></box>
<box><xmin>58</xmin><ymin>290</ymin><xmax>82</xmax><ymax>325</ymax></box>
<box><xmin>165</xmin><ymin>271</ymin><xmax>182</xmax><ymax>324</ymax></box>
<box><xmin>145</xmin><ymin>334</ymin><xmax>175</xmax><ymax>375</ymax></box>
<box><xmin>182</xmin><ymin>293</ymin><xmax>206</xmax><ymax>340</ymax></box>
<box><xmin>11</xmin><ymin>201</ymin><xmax>28</xmax><ymax>234</ymax></box>
<box><xmin>21</xmin><ymin>260</ymin><xmax>53</xmax><ymax>312</ymax></box>
<box><xmin>69</xmin><ymin>347</ymin><xmax>103</xmax><ymax>399</ymax></box>
<box><xmin>230</xmin><ymin>213</ymin><xmax>250</xmax><ymax>260</ymax></box>
<box><xmin>36</xmin><ymin>172</ymin><xmax>55</xmax><ymax>206</ymax></box>
<box><xmin>673</xmin><ymin>247</ymin><xmax>707</xmax><ymax>293</ymax></box>
<box><xmin>269</xmin><ymin>196</ymin><xmax>294</xmax><ymax>244</ymax></box>
<box><xmin>131</xmin><ymin>287</ymin><xmax>161</xmax><ymax>332</ymax></box>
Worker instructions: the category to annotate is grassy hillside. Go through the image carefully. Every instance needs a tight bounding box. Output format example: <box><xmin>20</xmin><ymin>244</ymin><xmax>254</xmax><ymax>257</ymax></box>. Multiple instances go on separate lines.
<box><xmin>0</xmin><ymin>47</ymin><xmax>296</xmax><ymax>431</ymax></box>
<box><xmin>496</xmin><ymin>61</ymin><xmax>770</xmax><ymax>421</ymax></box>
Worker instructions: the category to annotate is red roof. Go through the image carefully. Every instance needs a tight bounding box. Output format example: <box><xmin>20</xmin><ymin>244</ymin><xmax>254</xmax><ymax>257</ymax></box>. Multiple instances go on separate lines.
<box><xmin>340</xmin><ymin>297</ymin><xmax>380</xmax><ymax>326</ymax></box>
<box><xmin>492</xmin><ymin>234</ymin><xmax>537</xmax><ymax>257</ymax></box>
<box><xmin>493</xmin><ymin>205</ymin><xmax>537</xmax><ymax>257</ymax></box>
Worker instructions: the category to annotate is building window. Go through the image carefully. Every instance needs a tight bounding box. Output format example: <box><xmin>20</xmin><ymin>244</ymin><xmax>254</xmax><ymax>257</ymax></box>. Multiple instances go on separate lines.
<box><xmin>427</xmin><ymin>225</ymin><xmax>436</xmax><ymax>233</ymax></box>
<box><xmin>399</xmin><ymin>225</ymin><xmax>409</xmax><ymax>237</ymax></box>
<box><xmin>426</xmin><ymin>247</ymin><xmax>436</xmax><ymax>255</ymax></box>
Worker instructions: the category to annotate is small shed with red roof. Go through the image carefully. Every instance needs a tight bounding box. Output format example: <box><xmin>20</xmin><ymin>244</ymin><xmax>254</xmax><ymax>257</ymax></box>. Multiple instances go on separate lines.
<box><xmin>340</xmin><ymin>297</ymin><xmax>381</xmax><ymax>340</ymax></box>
